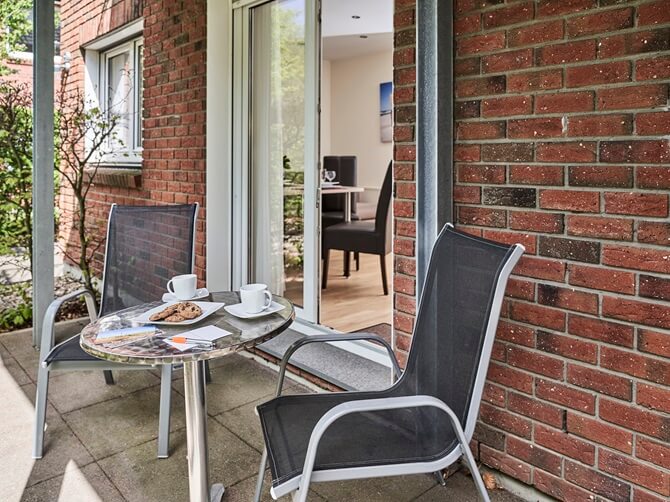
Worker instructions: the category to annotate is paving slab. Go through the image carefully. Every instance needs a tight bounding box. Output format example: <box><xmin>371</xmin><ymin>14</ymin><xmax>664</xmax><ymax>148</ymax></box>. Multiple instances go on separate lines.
<box><xmin>214</xmin><ymin>383</ymin><xmax>309</xmax><ymax>453</ymax></box>
<box><xmin>0</xmin><ymin>340</ymin><xmax>32</xmax><ymax>386</ymax></box>
<box><xmin>310</xmin><ymin>473</ymin><xmax>438</xmax><ymax>502</ymax></box>
<box><xmin>19</xmin><ymin>462</ymin><xmax>125</xmax><ymax>502</ymax></box>
<box><xmin>171</xmin><ymin>353</ymin><xmax>281</xmax><ymax>415</ymax></box>
<box><xmin>63</xmin><ymin>385</ymin><xmax>185</xmax><ymax>460</ymax></box>
<box><xmin>226</xmin><ymin>471</ymin><xmax>326</xmax><ymax>502</ymax></box>
<box><xmin>47</xmin><ymin>369</ymin><xmax>161</xmax><ymax>414</ymax></box>
<box><xmin>0</xmin><ymin>383</ymin><xmax>94</xmax><ymax>498</ymax></box>
<box><xmin>98</xmin><ymin>419</ymin><xmax>259</xmax><ymax>502</ymax></box>
<box><xmin>414</xmin><ymin>470</ymin><xmax>525</xmax><ymax>502</ymax></box>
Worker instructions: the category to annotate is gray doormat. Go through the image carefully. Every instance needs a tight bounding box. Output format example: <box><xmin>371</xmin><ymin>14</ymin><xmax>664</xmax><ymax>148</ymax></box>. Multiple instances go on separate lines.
<box><xmin>258</xmin><ymin>329</ymin><xmax>394</xmax><ymax>392</ymax></box>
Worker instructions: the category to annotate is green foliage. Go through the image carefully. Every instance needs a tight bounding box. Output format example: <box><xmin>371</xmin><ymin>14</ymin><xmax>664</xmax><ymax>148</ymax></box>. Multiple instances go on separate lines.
<box><xmin>0</xmin><ymin>283</ymin><xmax>31</xmax><ymax>331</ymax></box>
<box><xmin>0</xmin><ymin>0</ymin><xmax>32</xmax><ymax>74</ymax></box>
<box><xmin>0</xmin><ymin>81</ymin><xmax>33</xmax><ymax>259</ymax></box>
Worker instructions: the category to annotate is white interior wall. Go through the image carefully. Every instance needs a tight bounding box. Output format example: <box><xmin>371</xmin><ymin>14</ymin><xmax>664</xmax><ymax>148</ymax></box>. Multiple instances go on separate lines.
<box><xmin>325</xmin><ymin>49</ymin><xmax>393</xmax><ymax>200</ymax></box>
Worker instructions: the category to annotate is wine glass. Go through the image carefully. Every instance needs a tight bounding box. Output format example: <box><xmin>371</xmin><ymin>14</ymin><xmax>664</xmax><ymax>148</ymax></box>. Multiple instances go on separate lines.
<box><xmin>324</xmin><ymin>170</ymin><xmax>336</xmax><ymax>183</ymax></box>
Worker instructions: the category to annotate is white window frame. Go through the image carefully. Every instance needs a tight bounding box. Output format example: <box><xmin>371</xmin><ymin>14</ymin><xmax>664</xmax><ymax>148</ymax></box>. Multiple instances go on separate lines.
<box><xmin>83</xmin><ymin>19</ymin><xmax>144</xmax><ymax>166</ymax></box>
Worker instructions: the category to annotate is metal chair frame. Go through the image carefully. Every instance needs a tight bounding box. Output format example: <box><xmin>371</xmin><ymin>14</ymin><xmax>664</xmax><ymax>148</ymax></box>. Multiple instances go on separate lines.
<box><xmin>32</xmin><ymin>203</ymin><xmax>199</xmax><ymax>460</ymax></box>
<box><xmin>255</xmin><ymin>224</ymin><xmax>525</xmax><ymax>501</ymax></box>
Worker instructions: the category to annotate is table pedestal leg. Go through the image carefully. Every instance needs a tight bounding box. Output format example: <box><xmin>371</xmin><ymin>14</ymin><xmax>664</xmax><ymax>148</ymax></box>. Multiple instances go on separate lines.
<box><xmin>344</xmin><ymin>196</ymin><xmax>352</xmax><ymax>278</ymax></box>
<box><xmin>183</xmin><ymin>360</ymin><xmax>224</xmax><ymax>502</ymax></box>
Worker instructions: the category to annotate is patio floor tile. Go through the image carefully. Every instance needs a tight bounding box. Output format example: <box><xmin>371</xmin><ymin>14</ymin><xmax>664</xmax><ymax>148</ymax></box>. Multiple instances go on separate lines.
<box><xmin>47</xmin><ymin>369</ymin><xmax>161</xmax><ymax>414</ymax></box>
<box><xmin>309</xmin><ymin>473</ymin><xmax>437</xmax><ymax>502</ymax></box>
<box><xmin>171</xmin><ymin>354</ymin><xmax>282</xmax><ymax>415</ymax></box>
<box><xmin>8</xmin><ymin>383</ymin><xmax>96</xmax><ymax>489</ymax></box>
<box><xmin>62</xmin><ymin>385</ymin><xmax>185</xmax><ymax>460</ymax></box>
<box><xmin>19</xmin><ymin>462</ymin><xmax>125</xmax><ymax>502</ymax></box>
<box><xmin>1</xmin><ymin>333</ymin><xmax>41</xmax><ymax>382</ymax></box>
<box><xmin>225</xmin><ymin>471</ymin><xmax>326</xmax><ymax>501</ymax></box>
<box><xmin>414</xmin><ymin>471</ymin><xmax>524</xmax><ymax>501</ymax></box>
<box><xmin>0</xmin><ymin>340</ymin><xmax>32</xmax><ymax>386</ymax></box>
<box><xmin>214</xmin><ymin>383</ymin><xmax>310</xmax><ymax>453</ymax></box>
<box><xmin>98</xmin><ymin>419</ymin><xmax>260</xmax><ymax>502</ymax></box>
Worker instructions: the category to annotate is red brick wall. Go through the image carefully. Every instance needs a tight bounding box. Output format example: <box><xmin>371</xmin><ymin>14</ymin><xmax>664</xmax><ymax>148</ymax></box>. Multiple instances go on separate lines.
<box><xmin>59</xmin><ymin>0</ymin><xmax>207</xmax><ymax>281</ymax></box>
<box><xmin>395</xmin><ymin>1</ymin><xmax>670</xmax><ymax>500</ymax></box>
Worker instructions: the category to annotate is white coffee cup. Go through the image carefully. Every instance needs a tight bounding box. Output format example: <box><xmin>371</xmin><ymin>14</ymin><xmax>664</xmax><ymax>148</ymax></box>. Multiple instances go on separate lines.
<box><xmin>167</xmin><ymin>274</ymin><xmax>197</xmax><ymax>300</ymax></box>
<box><xmin>240</xmin><ymin>283</ymin><xmax>272</xmax><ymax>314</ymax></box>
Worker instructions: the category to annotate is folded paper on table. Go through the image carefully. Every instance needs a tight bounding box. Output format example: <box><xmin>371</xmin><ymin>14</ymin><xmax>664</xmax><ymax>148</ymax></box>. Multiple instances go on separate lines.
<box><xmin>94</xmin><ymin>326</ymin><xmax>159</xmax><ymax>345</ymax></box>
<box><xmin>164</xmin><ymin>325</ymin><xmax>233</xmax><ymax>351</ymax></box>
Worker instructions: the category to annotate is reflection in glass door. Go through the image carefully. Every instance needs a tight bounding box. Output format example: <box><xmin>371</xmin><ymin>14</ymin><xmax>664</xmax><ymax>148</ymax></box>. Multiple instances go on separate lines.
<box><xmin>235</xmin><ymin>0</ymin><xmax>320</xmax><ymax>322</ymax></box>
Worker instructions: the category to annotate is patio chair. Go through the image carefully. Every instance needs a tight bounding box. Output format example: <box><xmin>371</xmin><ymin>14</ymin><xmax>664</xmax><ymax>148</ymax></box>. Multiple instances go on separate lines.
<box><xmin>33</xmin><ymin>203</ymin><xmax>199</xmax><ymax>460</ymax></box>
<box><xmin>254</xmin><ymin>224</ymin><xmax>524</xmax><ymax>502</ymax></box>
<box><xmin>322</xmin><ymin>161</ymin><xmax>392</xmax><ymax>294</ymax></box>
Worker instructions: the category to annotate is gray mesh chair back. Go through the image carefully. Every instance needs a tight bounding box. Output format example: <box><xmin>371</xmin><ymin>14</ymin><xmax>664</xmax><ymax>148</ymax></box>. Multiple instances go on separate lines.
<box><xmin>257</xmin><ymin>225</ymin><xmax>524</xmax><ymax>500</ymax></box>
<box><xmin>100</xmin><ymin>204</ymin><xmax>197</xmax><ymax>316</ymax></box>
<box><xmin>321</xmin><ymin>156</ymin><xmax>357</xmax><ymax>213</ymax></box>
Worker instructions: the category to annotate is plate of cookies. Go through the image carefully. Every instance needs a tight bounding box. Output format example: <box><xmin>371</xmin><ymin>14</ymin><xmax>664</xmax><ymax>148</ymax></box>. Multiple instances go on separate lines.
<box><xmin>133</xmin><ymin>301</ymin><xmax>225</xmax><ymax>325</ymax></box>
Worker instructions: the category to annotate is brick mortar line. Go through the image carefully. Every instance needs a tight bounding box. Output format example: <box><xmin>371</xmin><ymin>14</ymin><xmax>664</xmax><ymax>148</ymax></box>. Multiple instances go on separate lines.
<box><xmin>456</xmin><ymin>17</ymin><xmax>670</xmax><ymax>45</ymax></box>
<box><xmin>455</xmin><ymin>0</ymin><xmax>659</xmax><ymax>19</ymax></box>
<box><xmin>454</xmin><ymin>51</ymin><xmax>670</xmax><ymax>70</ymax></box>
<box><xmin>508</xmin><ymin>293</ymin><xmax>670</xmax><ymax>328</ymax></box>
<box><xmin>456</xmin><ymin>112</ymin><xmax>670</xmax><ymax>122</ymax></box>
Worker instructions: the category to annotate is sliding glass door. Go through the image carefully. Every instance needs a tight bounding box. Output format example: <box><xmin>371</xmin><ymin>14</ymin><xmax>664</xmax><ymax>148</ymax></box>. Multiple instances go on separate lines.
<box><xmin>232</xmin><ymin>0</ymin><xmax>320</xmax><ymax>322</ymax></box>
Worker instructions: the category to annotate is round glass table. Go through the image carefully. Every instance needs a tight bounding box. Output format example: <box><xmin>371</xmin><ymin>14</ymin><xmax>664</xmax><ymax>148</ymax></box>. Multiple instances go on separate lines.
<box><xmin>80</xmin><ymin>291</ymin><xmax>294</xmax><ymax>502</ymax></box>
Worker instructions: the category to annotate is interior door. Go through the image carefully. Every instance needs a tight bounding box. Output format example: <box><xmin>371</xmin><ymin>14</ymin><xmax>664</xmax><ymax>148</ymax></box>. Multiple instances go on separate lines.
<box><xmin>232</xmin><ymin>0</ymin><xmax>321</xmax><ymax>323</ymax></box>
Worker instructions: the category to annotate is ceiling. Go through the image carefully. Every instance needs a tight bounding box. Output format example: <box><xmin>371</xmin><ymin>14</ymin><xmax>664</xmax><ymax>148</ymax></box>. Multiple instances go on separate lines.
<box><xmin>322</xmin><ymin>0</ymin><xmax>393</xmax><ymax>60</ymax></box>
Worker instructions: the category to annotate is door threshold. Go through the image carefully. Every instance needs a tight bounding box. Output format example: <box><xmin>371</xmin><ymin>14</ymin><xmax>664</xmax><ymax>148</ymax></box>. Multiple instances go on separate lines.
<box><xmin>287</xmin><ymin>317</ymin><xmax>395</xmax><ymax>369</ymax></box>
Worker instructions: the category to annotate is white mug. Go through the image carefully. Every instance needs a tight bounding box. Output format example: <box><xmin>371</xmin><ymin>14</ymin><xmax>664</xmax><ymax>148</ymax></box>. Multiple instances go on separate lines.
<box><xmin>240</xmin><ymin>283</ymin><xmax>272</xmax><ymax>314</ymax></box>
<box><xmin>167</xmin><ymin>274</ymin><xmax>197</xmax><ymax>300</ymax></box>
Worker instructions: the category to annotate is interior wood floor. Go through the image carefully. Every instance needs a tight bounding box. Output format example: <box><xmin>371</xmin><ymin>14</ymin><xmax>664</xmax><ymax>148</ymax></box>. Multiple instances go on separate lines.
<box><xmin>320</xmin><ymin>251</ymin><xmax>392</xmax><ymax>332</ymax></box>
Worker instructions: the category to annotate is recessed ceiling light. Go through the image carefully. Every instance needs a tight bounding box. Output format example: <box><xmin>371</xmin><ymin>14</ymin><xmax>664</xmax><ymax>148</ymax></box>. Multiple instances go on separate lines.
<box><xmin>352</xmin><ymin>15</ymin><xmax>360</xmax><ymax>19</ymax></box>
<box><xmin>359</xmin><ymin>35</ymin><xmax>368</xmax><ymax>39</ymax></box>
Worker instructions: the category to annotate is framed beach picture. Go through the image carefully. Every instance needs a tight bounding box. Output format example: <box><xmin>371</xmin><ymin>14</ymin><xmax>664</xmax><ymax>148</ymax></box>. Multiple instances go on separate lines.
<box><xmin>380</xmin><ymin>81</ymin><xmax>392</xmax><ymax>143</ymax></box>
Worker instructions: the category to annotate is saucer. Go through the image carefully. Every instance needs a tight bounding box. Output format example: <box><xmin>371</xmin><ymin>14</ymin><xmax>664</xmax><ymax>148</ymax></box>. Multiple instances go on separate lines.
<box><xmin>162</xmin><ymin>288</ymin><xmax>210</xmax><ymax>303</ymax></box>
<box><xmin>224</xmin><ymin>301</ymin><xmax>285</xmax><ymax>319</ymax></box>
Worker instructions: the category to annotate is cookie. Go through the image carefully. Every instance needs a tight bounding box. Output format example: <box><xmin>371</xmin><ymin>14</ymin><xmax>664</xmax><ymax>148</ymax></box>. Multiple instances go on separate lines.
<box><xmin>149</xmin><ymin>303</ymin><xmax>182</xmax><ymax>321</ymax></box>
<box><xmin>177</xmin><ymin>302</ymin><xmax>202</xmax><ymax>319</ymax></box>
<box><xmin>165</xmin><ymin>313</ymin><xmax>186</xmax><ymax>322</ymax></box>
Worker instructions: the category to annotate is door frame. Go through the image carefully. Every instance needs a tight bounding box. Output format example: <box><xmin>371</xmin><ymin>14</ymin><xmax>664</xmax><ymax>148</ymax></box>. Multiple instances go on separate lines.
<box><xmin>212</xmin><ymin>0</ymin><xmax>322</xmax><ymax>323</ymax></box>
<box><xmin>205</xmin><ymin>0</ymin><xmax>398</xmax><ymax>368</ymax></box>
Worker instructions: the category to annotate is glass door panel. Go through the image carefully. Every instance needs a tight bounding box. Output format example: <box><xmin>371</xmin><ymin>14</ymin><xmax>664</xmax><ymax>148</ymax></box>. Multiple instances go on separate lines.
<box><xmin>245</xmin><ymin>0</ymin><xmax>320</xmax><ymax>321</ymax></box>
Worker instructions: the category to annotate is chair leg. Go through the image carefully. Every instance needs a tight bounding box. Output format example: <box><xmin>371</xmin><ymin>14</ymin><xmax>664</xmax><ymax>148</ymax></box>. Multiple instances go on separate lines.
<box><xmin>157</xmin><ymin>364</ymin><xmax>172</xmax><ymax>458</ymax></box>
<box><xmin>458</xmin><ymin>432</ymin><xmax>491</xmax><ymax>502</ymax></box>
<box><xmin>205</xmin><ymin>360</ymin><xmax>212</xmax><ymax>384</ymax></box>
<box><xmin>379</xmin><ymin>254</ymin><xmax>389</xmax><ymax>295</ymax></box>
<box><xmin>32</xmin><ymin>365</ymin><xmax>50</xmax><ymax>459</ymax></box>
<box><xmin>322</xmin><ymin>249</ymin><xmax>330</xmax><ymax>289</ymax></box>
<box><xmin>253</xmin><ymin>447</ymin><xmax>268</xmax><ymax>502</ymax></box>
<box><xmin>355</xmin><ymin>252</ymin><xmax>360</xmax><ymax>271</ymax></box>
<box><xmin>103</xmin><ymin>370</ymin><xmax>115</xmax><ymax>385</ymax></box>
<box><xmin>344</xmin><ymin>251</ymin><xmax>351</xmax><ymax>277</ymax></box>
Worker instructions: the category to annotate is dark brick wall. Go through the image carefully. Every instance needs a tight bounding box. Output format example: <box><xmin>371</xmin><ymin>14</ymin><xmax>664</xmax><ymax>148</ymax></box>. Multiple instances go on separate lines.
<box><xmin>396</xmin><ymin>0</ymin><xmax>670</xmax><ymax>500</ymax></box>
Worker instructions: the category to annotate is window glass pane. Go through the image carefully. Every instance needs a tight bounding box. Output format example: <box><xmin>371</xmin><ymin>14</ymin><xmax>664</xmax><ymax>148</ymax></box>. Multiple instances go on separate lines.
<box><xmin>107</xmin><ymin>51</ymin><xmax>131</xmax><ymax>151</ymax></box>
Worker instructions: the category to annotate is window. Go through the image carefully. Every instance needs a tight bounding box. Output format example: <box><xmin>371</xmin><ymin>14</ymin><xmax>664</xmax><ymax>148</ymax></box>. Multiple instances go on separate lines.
<box><xmin>83</xmin><ymin>19</ymin><xmax>144</xmax><ymax>166</ymax></box>
<box><xmin>97</xmin><ymin>37</ymin><xmax>143</xmax><ymax>163</ymax></box>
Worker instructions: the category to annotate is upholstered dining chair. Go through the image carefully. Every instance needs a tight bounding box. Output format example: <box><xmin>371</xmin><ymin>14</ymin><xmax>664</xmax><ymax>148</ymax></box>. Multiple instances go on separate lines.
<box><xmin>33</xmin><ymin>203</ymin><xmax>199</xmax><ymax>460</ymax></box>
<box><xmin>254</xmin><ymin>225</ymin><xmax>524</xmax><ymax>502</ymax></box>
<box><xmin>322</xmin><ymin>161</ymin><xmax>392</xmax><ymax>294</ymax></box>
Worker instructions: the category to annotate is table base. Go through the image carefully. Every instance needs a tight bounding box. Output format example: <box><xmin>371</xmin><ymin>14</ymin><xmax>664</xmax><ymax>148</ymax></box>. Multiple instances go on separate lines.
<box><xmin>184</xmin><ymin>360</ymin><xmax>223</xmax><ymax>502</ymax></box>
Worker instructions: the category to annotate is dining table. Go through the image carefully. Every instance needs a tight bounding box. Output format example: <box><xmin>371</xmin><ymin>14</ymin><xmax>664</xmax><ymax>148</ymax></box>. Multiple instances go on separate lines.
<box><xmin>283</xmin><ymin>183</ymin><xmax>365</xmax><ymax>223</ymax></box>
<box><xmin>79</xmin><ymin>291</ymin><xmax>295</xmax><ymax>502</ymax></box>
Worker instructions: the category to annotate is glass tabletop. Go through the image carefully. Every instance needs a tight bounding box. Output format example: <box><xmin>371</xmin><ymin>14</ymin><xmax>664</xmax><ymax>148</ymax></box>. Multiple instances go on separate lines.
<box><xmin>80</xmin><ymin>291</ymin><xmax>294</xmax><ymax>365</ymax></box>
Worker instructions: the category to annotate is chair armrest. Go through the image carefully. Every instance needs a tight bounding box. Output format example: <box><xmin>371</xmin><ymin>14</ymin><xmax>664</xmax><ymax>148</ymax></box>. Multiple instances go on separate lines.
<box><xmin>296</xmin><ymin>395</ymin><xmax>470</xmax><ymax>499</ymax></box>
<box><xmin>39</xmin><ymin>289</ymin><xmax>98</xmax><ymax>363</ymax></box>
<box><xmin>275</xmin><ymin>333</ymin><xmax>402</xmax><ymax>396</ymax></box>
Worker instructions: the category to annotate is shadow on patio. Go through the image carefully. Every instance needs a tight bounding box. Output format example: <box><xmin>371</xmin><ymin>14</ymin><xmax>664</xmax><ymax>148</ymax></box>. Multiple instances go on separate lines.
<box><xmin>0</xmin><ymin>324</ymin><xmax>523</xmax><ymax>502</ymax></box>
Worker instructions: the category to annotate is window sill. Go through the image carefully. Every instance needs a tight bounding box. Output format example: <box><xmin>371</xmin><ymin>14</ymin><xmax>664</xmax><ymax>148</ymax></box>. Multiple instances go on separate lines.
<box><xmin>84</xmin><ymin>166</ymin><xmax>142</xmax><ymax>188</ymax></box>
